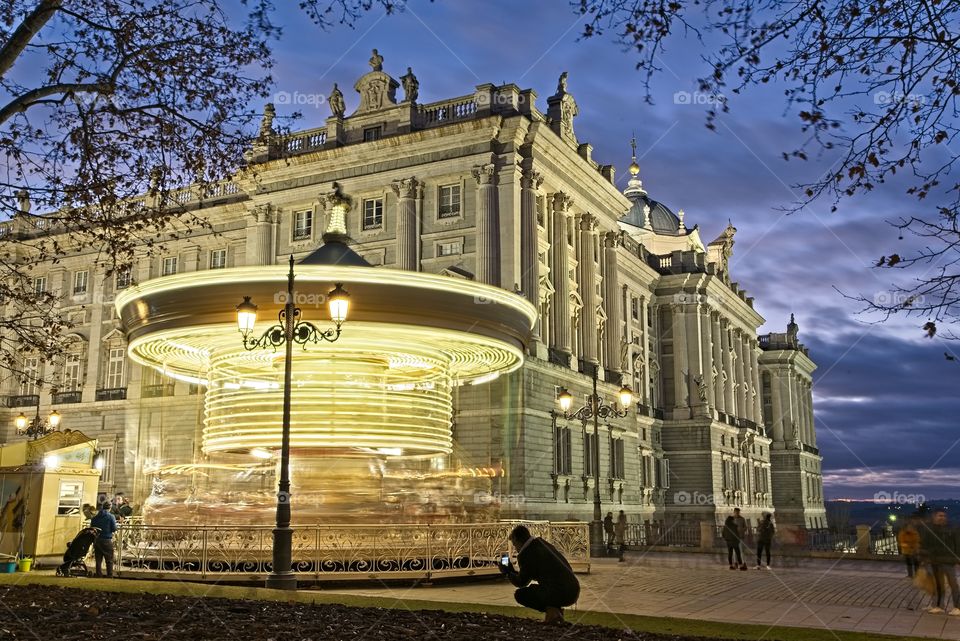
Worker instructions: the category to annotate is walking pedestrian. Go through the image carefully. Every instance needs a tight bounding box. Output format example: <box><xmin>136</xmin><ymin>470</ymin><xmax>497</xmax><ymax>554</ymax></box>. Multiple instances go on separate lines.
<box><xmin>732</xmin><ymin>508</ymin><xmax>749</xmax><ymax>570</ymax></box>
<box><xmin>919</xmin><ymin>509</ymin><xmax>960</xmax><ymax>615</ymax></box>
<box><xmin>898</xmin><ymin>514</ymin><xmax>921</xmax><ymax>578</ymax></box>
<box><xmin>722</xmin><ymin>515</ymin><xmax>743</xmax><ymax>570</ymax></box>
<box><xmin>90</xmin><ymin>502</ymin><xmax>118</xmax><ymax>578</ymax></box>
<box><xmin>615</xmin><ymin>510</ymin><xmax>627</xmax><ymax>562</ymax></box>
<box><xmin>755</xmin><ymin>512</ymin><xmax>775</xmax><ymax>569</ymax></box>
<box><xmin>603</xmin><ymin>512</ymin><xmax>615</xmax><ymax>554</ymax></box>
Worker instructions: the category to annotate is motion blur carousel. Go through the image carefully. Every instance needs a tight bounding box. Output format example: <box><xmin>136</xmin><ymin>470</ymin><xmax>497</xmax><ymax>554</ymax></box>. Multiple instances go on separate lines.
<box><xmin>111</xmin><ymin>203</ymin><xmax>589</xmax><ymax>581</ymax></box>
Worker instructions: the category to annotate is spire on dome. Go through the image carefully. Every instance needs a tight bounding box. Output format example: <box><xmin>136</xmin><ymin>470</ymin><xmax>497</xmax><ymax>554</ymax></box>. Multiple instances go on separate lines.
<box><xmin>623</xmin><ymin>134</ymin><xmax>646</xmax><ymax>197</ymax></box>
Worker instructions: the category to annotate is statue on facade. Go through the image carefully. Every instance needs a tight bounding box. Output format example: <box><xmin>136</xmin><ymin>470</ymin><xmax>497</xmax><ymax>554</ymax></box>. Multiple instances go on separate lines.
<box><xmin>400</xmin><ymin>67</ymin><xmax>419</xmax><ymax>103</ymax></box>
<box><xmin>257</xmin><ymin>103</ymin><xmax>275</xmax><ymax>140</ymax></box>
<box><xmin>328</xmin><ymin>83</ymin><xmax>345</xmax><ymax>118</ymax></box>
<box><xmin>557</xmin><ymin>71</ymin><xmax>568</xmax><ymax>94</ymax></box>
<box><xmin>693</xmin><ymin>375</ymin><xmax>708</xmax><ymax>403</ymax></box>
<box><xmin>369</xmin><ymin>48</ymin><xmax>384</xmax><ymax>71</ymax></box>
<box><xmin>15</xmin><ymin>188</ymin><xmax>30</xmax><ymax>214</ymax></box>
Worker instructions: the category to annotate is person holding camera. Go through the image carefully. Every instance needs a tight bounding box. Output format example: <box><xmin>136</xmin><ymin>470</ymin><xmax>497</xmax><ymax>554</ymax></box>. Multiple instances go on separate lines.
<box><xmin>500</xmin><ymin>525</ymin><xmax>580</xmax><ymax>624</ymax></box>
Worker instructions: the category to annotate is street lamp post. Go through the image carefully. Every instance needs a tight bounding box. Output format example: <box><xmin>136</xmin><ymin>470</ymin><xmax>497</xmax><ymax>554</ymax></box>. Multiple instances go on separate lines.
<box><xmin>15</xmin><ymin>406</ymin><xmax>61</xmax><ymax>439</ymax></box>
<box><xmin>235</xmin><ymin>255</ymin><xmax>349</xmax><ymax>590</ymax></box>
<box><xmin>556</xmin><ymin>366</ymin><xmax>632</xmax><ymax>557</ymax></box>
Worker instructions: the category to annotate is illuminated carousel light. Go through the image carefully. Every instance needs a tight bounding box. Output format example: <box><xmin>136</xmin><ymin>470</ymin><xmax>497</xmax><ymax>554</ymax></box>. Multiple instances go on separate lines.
<box><xmin>116</xmin><ymin>264</ymin><xmax>536</xmax><ymax>460</ymax></box>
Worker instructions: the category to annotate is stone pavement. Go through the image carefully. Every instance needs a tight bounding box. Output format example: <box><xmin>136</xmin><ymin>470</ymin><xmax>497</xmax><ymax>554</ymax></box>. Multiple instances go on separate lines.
<box><xmin>323</xmin><ymin>552</ymin><xmax>960</xmax><ymax>639</ymax></box>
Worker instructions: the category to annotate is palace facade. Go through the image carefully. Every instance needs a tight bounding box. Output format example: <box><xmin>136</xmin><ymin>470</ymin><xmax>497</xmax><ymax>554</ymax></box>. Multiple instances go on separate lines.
<box><xmin>0</xmin><ymin>53</ymin><xmax>826</xmax><ymax>529</ymax></box>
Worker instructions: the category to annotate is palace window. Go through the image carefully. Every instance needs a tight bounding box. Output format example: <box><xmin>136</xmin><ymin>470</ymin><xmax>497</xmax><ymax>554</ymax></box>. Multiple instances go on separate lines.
<box><xmin>536</xmin><ymin>195</ymin><xmax>545</xmax><ymax>226</ymax></box>
<box><xmin>438</xmin><ymin>184</ymin><xmax>461</xmax><ymax>219</ymax></box>
<box><xmin>97</xmin><ymin>444</ymin><xmax>115</xmax><ymax>485</ymax></box>
<box><xmin>115</xmin><ymin>269</ymin><xmax>131</xmax><ymax>290</ymax></box>
<box><xmin>161</xmin><ymin>256</ymin><xmax>178</xmax><ymax>276</ymax></box>
<box><xmin>437</xmin><ymin>241</ymin><xmax>462</xmax><ymax>257</ymax></box>
<box><xmin>656</xmin><ymin>457</ymin><xmax>670</xmax><ymax>488</ymax></box>
<box><xmin>631</xmin><ymin>297</ymin><xmax>639</xmax><ymax>320</ymax></box>
<box><xmin>363</xmin><ymin>126</ymin><xmax>382</xmax><ymax>142</ymax></box>
<box><xmin>73</xmin><ymin>270</ymin><xmax>89</xmax><ymax>295</ymax></box>
<box><xmin>584</xmin><ymin>431</ymin><xmax>598</xmax><ymax>477</ymax></box>
<box><xmin>33</xmin><ymin>276</ymin><xmax>46</xmax><ymax>294</ymax></box>
<box><xmin>610</xmin><ymin>437</ymin><xmax>625</xmax><ymax>479</ymax></box>
<box><xmin>62</xmin><ymin>353</ymin><xmax>83</xmax><ymax>391</ymax></box>
<box><xmin>554</xmin><ymin>423</ymin><xmax>572</xmax><ymax>475</ymax></box>
<box><xmin>105</xmin><ymin>347</ymin><xmax>125</xmax><ymax>389</ymax></box>
<box><xmin>362</xmin><ymin>198</ymin><xmax>383</xmax><ymax>230</ymax></box>
<box><xmin>293</xmin><ymin>210</ymin><xmax>313</xmax><ymax>241</ymax></box>
<box><xmin>19</xmin><ymin>356</ymin><xmax>41</xmax><ymax>396</ymax></box>
<box><xmin>210</xmin><ymin>248</ymin><xmax>227</xmax><ymax>269</ymax></box>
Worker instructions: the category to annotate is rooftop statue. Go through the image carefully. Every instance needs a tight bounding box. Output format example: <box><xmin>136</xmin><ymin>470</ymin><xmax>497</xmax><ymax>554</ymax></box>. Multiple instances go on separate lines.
<box><xmin>400</xmin><ymin>67</ymin><xmax>419</xmax><ymax>103</ymax></box>
<box><xmin>369</xmin><ymin>48</ymin><xmax>384</xmax><ymax>71</ymax></box>
<box><xmin>329</xmin><ymin>83</ymin><xmax>345</xmax><ymax>118</ymax></box>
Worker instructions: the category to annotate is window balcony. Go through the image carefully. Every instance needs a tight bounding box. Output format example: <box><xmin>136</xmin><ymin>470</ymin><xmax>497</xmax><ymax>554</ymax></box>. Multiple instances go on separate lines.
<box><xmin>9</xmin><ymin>394</ymin><xmax>39</xmax><ymax>407</ymax></box>
<box><xmin>52</xmin><ymin>390</ymin><xmax>83</xmax><ymax>405</ymax></box>
<box><xmin>95</xmin><ymin>387</ymin><xmax>127</xmax><ymax>402</ymax></box>
<box><xmin>142</xmin><ymin>383</ymin><xmax>175</xmax><ymax>398</ymax></box>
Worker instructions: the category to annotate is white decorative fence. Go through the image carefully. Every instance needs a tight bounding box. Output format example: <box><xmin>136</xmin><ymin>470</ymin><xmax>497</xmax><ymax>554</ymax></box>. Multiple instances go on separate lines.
<box><xmin>116</xmin><ymin>521</ymin><xmax>589</xmax><ymax>581</ymax></box>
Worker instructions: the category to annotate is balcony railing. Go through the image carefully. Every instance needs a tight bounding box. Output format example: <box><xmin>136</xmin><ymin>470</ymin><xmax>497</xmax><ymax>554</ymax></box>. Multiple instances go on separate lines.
<box><xmin>8</xmin><ymin>394</ymin><xmax>39</xmax><ymax>407</ymax></box>
<box><xmin>802</xmin><ymin>443</ymin><xmax>820</xmax><ymax>455</ymax></box>
<box><xmin>52</xmin><ymin>390</ymin><xmax>83</xmax><ymax>405</ymax></box>
<box><xmin>142</xmin><ymin>383</ymin><xmax>175</xmax><ymax>399</ymax></box>
<box><xmin>95</xmin><ymin>387</ymin><xmax>127</xmax><ymax>402</ymax></box>
<box><xmin>115</xmin><ymin>520</ymin><xmax>589</xmax><ymax>580</ymax></box>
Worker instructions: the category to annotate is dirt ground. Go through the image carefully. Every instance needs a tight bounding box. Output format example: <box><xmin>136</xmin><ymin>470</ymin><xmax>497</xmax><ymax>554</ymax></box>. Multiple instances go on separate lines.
<box><xmin>0</xmin><ymin>583</ymin><xmax>688</xmax><ymax>641</ymax></box>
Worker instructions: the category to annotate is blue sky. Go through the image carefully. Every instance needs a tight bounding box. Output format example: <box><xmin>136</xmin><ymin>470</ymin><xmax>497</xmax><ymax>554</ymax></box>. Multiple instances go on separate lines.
<box><xmin>268</xmin><ymin>1</ymin><xmax>959</xmax><ymax>500</ymax></box>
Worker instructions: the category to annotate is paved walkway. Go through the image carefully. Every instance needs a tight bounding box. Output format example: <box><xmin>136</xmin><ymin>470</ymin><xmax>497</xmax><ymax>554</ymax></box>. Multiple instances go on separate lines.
<box><xmin>323</xmin><ymin>552</ymin><xmax>960</xmax><ymax>639</ymax></box>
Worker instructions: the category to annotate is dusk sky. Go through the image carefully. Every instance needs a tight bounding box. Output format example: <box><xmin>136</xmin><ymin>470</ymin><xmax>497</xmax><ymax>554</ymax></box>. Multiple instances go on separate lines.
<box><xmin>269</xmin><ymin>1</ymin><xmax>958</xmax><ymax>501</ymax></box>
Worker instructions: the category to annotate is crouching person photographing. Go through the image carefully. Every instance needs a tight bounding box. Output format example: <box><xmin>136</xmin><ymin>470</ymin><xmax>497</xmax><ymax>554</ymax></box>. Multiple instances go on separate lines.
<box><xmin>500</xmin><ymin>525</ymin><xmax>580</xmax><ymax>624</ymax></box>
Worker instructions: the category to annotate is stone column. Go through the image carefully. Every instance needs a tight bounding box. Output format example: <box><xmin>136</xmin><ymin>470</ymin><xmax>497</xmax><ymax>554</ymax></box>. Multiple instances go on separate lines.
<box><xmin>685</xmin><ymin>302</ymin><xmax>707</xmax><ymax>412</ymax></box>
<box><xmin>549</xmin><ymin>193</ymin><xmax>572</xmax><ymax>360</ymax></box>
<box><xmin>602</xmin><ymin>232</ymin><xmax>622</xmax><ymax>376</ymax></box>
<box><xmin>578</xmin><ymin>214</ymin><xmax>599</xmax><ymax>366</ymax></box>
<box><xmin>780</xmin><ymin>375</ymin><xmax>795</xmax><ymax>442</ymax></box>
<box><xmin>751</xmin><ymin>342</ymin><xmax>763</xmax><ymax>423</ymax></box>
<box><xmin>770</xmin><ymin>370</ymin><xmax>785</xmax><ymax>442</ymax></box>
<box><xmin>392</xmin><ymin>177</ymin><xmax>419</xmax><ymax>272</ymax></box>
<box><xmin>711</xmin><ymin>313</ymin><xmax>725</xmax><ymax>413</ymax></box>
<box><xmin>720</xmin><ymin>320</ymin><xmax>735</xmax><ymax>413</ymax></box>
<box><xmin>255</xmin><ymin>205</ymin><xmax>273</xmax><ymax>266</ymax></box>
<box><xmin>519</xmin><ymin>167</ymin><xmax>543</xmax><ymax>316</ymax></box>
<box><xmin>640</xmin><ymin>296</ymin><xmax>650</xmax><ymax>405</ymax></box>
<box><xmin>740</xmin><ymin>334</ymin><xmax>755</xmax><ymax>423</ymax></box>
<box><xmin>473</xmin><ymin>164</ymin><xmax>500</xmax><ymax>285</ymax></box>
<box><xmin>698</xmin><ymin>304</ymin><xmax>715</xmax><ymax>410</ymax></box>
<box><xmin>671</xmin><ymin>304</ymin><xmax>689</xmax><ymax>410</ymax></box>
<box><xmin>733</xmin><ymin>329</ymin><xmax>748</xmax><ymax>419</ymax></box>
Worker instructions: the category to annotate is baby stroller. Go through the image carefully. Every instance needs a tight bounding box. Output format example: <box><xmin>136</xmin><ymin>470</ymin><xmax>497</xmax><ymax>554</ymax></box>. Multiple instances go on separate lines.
<box><xmin>56</xmin><ymin>526</ymin><xmax>100</xmax><ymax>577</ymax></box>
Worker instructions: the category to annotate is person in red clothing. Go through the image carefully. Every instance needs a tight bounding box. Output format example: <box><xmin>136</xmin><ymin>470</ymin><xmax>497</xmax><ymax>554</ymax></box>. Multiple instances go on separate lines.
<box><xmin>501</xmin><ymin>525</ymin><xmax>580</xmax><ymax>624</ymax></box>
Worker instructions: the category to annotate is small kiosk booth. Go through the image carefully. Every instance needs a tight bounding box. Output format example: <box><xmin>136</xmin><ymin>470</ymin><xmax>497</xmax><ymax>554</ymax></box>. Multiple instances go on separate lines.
<box><xmin>0</xmin><ymin>430</ymin><xmax>101</xmax><ymax>566</ymax></box>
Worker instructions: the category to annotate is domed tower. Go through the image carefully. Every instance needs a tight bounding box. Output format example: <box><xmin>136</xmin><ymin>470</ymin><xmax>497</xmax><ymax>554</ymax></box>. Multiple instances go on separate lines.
<box><xmin>618</xmin><ymin>137</ymin><xmax>704</xmax><ymax>253</ymax></box>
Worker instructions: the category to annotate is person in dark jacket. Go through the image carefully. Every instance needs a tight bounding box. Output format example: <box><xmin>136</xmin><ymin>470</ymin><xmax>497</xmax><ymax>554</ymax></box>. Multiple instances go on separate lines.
<box><xmin>502</xmin><ymin>524</ymin><xmax>580</xmax><ymax>624</ymax></box>
<box><xmin>755</xmin><ymin>512</ymin><xmax>775</xmax><ymax>569</ymax></box>
<box><xmin>722</xmin><ymin>515</ymin><xmax>743</xmax><ymax>570</ymax></box>
<box><xmin>919</xmin><ymin>509</ymin><xmax>960</xmax><ymax>614</ymax></box>
<box><xmin>90</xmin><ymin>502</ymin><xmax>118</xmax><ymax>577</ymax></box>
<box><xmin>603</xmin><ymin>512</ymin><xmax>615</xmax><ymax>552</ymax></box>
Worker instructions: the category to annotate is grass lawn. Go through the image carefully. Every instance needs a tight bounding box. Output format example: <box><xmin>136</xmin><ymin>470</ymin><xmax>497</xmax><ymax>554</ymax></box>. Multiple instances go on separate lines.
<box><xmin>0</xmin><ymin>573</ymin><xmax>934</xmax><ymax>641</ymax></box>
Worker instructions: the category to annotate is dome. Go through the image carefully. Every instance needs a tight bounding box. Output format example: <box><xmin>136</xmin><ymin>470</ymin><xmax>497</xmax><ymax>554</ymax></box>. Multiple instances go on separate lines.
<box><xmin>620</xmin><ymin>191</ymin><xmax>683</xmax><ymax>236</ymax></box>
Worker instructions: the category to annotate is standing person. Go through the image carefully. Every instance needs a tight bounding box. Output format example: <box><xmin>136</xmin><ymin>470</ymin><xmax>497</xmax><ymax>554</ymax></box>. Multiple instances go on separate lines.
<box><xmin>90</xmin><ymin>502</ymin><xmax>118</xmax><ymax>578</ymax></box>
<box><xmin>919</xmin><ymin>509</ymin><xmax>960</xmax><ymax>615</ymax></box>
<box><xmin>501</xmin><ymin>524</ymin><xmax>580</xmax><ymax>624</ymax></box>
<box><xmin>755</xmin><ymin>512</ymin><xmax>775</xmax><ymax>569</ymax></box>
<box><xmin>603</xmin><ymin>512</ymin><xmax>615</xmax><ymax>553</ymax></box>
<box><xmin>615</xmin><ymin>510</ymin><xmax>628</xmax><ymax>562</ymax></box>
<box><xmin>722</xmin><ymin>515</ymin><xmax>743</xmax><ymax>570</ymax></box>
<box><xmin>898</xmin><ymin>514</ymin><xmax>921</xmax><ymax>578</ymax></box>
<box><xmin>732</xmin><ymin>508</ymin><xmax>749</xmax><ymax>570</ymax></box>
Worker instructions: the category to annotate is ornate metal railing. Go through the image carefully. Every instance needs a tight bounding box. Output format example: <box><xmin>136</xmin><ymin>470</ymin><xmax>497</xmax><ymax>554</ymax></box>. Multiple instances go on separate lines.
<box><xmin>116</xmin><ymin>521</ymin><xmax>589</xmax><ymax>580</ymax></box>
<box><xmin>52</xmin><ymin>390</ymin><xmax>83</xmax><ymax>405</ymax></box>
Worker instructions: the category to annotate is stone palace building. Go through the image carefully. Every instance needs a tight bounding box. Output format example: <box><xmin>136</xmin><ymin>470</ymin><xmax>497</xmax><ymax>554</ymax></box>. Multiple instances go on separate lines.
<box><xmin>0</xmin><ymin>53</ymin><xmax>826</xmax><ymax>529</ymax></box>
